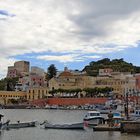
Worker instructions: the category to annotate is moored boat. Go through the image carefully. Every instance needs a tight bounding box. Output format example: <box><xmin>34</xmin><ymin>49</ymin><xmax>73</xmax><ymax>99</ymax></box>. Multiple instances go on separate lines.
<box><xmin>2</xmin><ymin>121</ymin><xmax>36</xmax><ymax>129</ymax></box>
<box><xmin>42</xmin><ymin>121</ymin><xmax>84</xmax><ymax>130</ymax></box>
<box><xmin>83</xmin><ymin>111</ymin><xmax>105</xmax><ymax>126</ymax></box>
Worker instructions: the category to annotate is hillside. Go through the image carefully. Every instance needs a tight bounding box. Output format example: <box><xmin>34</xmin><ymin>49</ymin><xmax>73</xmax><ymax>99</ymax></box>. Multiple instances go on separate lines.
<box><xmin>83</xmin><ymin>58</ymin><xmax>140</xmax><ymax>76</ymax></box>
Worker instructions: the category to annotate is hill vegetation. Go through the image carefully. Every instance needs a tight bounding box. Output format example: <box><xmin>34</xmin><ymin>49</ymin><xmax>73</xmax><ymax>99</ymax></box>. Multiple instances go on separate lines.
<box><xmin>83</xmin><ymin>58</ymin><xmax>140</xmax><ymax>76</ymax></box>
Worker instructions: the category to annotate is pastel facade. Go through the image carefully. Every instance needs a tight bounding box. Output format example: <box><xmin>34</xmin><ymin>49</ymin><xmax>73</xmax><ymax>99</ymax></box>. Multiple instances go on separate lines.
<box><xmin>0</xmin><ymin>91</ymin><xmax>26</xmax><ymax>105</ymax></box>
<box><xmin>49</xmin><ymin>70</ymin><xmax>136</xmax><ymax>96</ymax></box>
<box><xmin>49</xmin><ymin>72</ymin><xmax>95</xmax><ymax>90</ymax></box>
<box><xmin>7</xmin><ymin>66</ymin><xmax>19</xmax><ymax>78</ymax></box>
<box><xmin>27</xmin><ymin>87</ymin><xmax>50</xmax><ymax>101</ymax></box>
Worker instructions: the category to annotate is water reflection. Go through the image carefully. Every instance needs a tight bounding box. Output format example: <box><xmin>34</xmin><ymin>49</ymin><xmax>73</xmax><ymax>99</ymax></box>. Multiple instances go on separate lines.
<box><xmin>0</xmin><ymin>130</ymin><xmax>4</xmax><ymax>140</ymax></box>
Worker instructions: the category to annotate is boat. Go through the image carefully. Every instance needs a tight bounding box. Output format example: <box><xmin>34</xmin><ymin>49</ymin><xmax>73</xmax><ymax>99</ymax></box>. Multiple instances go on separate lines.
<box><xmin>83</xmin><ymin>111</ymin><xmax>105</xmax><ymax>126</ymax></box>
<box><xmin>1</xmin><ymin>120</ymin><xmax>36</xmax><ymax>129</ymax></box>
<box><xmin>84</xmin><ymin>111</ymin><xmax>105</xmax><ymax>121</ymax></box>
<box><xmin>42</xmin><ymin>121</ymin><xmax>84</xmax><ymax>130</ymax></box>
<box><xmin>0</xmin><ymin>120</ymin><xmax>9</xmax><ymax>129</ymax></box>
<box><xmin>111</xmin><ymin>112</ymin><xmax>124</xmax><ymax>127</ymax></box>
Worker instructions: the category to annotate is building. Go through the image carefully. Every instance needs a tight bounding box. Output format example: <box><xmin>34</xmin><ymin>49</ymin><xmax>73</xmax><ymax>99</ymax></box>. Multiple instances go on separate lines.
<box><xmin>0</xmin><ymin>91</ymin><xmax>26</xmax><ymax>105</ymax></box>
<box><xmin>26</xmin><ymin>87</ymin><xmax>50</xmax><ymax>101</ymax></box>
<box><xmin>135</xmin><ymin>74</ymin><xmax>140</xmax><ymax>90</ymax></box>
<box><xmin>30</xmin><ymin>73</ymin><xmax>44</xmax><ymax>88</ymax></box>
<box><xmin>99</xmin><ymin>68</ymin><xmax>113</xmax><ymax>76</ymax></box>
<box><xmin>49</xmin><ymin>69</ymin><xmax>136</xmax><ymax>96</ymax></box>
<box><xmin>7</xmin><ymin>66</ymin><xmax>19</xmax><ymax>78</ymax></box>
<box><xmin>16</xmin><ymin>73</ymin><xmax>45</xmax><ymax>92</ymax></box>
<box><xmin>49</xmin><ymin>70</ymin><xmax>95</xmax><ymax>91</ymax></box>
<box><xmin>14</xmin><ymin>61</ymin><xmax>30</xmax><ymax>73</ymax></box>
<box><xmin>7</xmin><ymin>61</ymin><xmax>30</xmax><ymax>78</ymax></box>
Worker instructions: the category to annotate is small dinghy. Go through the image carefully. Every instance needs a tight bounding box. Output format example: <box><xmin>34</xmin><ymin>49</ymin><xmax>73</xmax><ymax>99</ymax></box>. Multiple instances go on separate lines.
<box><xmin>1</xmin><ymin>120</ymin><xmax>36</xmax><ymax>129</ymax></box>
<box><xmin>42</xmin><ymin>121</ymin><xmax>84</xmax><ymax>130</ymax></box>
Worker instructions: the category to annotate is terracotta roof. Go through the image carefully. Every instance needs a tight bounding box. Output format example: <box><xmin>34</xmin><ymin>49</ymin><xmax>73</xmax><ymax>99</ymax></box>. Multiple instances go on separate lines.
<box><xmin>59</xmin><ymin>71</ymin><xmax>74</xmax><ymax>77</ymax></box>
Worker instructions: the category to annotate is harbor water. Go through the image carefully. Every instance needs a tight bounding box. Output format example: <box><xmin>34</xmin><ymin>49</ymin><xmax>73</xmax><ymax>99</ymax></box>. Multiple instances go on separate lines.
<box><xmin>0</xmin><ymin>109</ymin><xmax>140</xmax><ymax>140</ymax></box>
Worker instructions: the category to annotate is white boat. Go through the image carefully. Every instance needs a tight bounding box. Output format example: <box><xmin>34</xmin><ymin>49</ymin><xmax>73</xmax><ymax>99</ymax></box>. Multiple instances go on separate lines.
<box><xmin>84</xmin><ymin>111</ymin><xmax>104</xmax><ymax>120</ymax></box>
<box><xmin>83</xmin><ymin>111</ymin><xmax>105</xmax><ymax>126</ymax></box>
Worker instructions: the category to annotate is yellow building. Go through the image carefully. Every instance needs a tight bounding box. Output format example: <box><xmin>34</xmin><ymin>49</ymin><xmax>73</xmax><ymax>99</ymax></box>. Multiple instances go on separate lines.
<box><xmin>95</xmin><ymin>77</ymin><xmax>126</xmax><ymax>95</ymax></box>
<box><xmin>0</xmin><ymin>91</ymin><xmax>26</xmax><ymax>105</ymax></box>
<box><xmin>27</xmin><ymin>87</ymin><xmax>50</xmax><ymax>101</ymax></box>
<box><xmin>49</xmin><ymin>70</ymin><xmax>136</xmax><ymax>96</ymax></box>
<box><xmin>49</xmin><ymin>70</ymin><xmax>96</xmax><ymax>90</ymax></box>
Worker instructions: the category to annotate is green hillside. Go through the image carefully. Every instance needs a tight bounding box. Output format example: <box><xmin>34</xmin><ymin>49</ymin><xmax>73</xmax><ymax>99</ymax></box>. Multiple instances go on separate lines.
<box><xmin>83</xmin><ymin>58</ymin><xmax>140</xmax><ymax>76</ymax></box>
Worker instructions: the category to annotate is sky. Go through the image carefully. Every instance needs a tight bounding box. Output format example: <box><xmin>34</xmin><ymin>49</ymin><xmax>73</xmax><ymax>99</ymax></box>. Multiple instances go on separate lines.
<box><xmin>1</xmin><ymin>0</ymin><xmax>140</xmax><ymax>78</ymax></box>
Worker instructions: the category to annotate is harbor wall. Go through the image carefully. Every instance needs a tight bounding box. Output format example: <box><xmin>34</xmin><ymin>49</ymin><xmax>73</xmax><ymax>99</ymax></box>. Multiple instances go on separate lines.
<box><xmin>121</xmin><ymin>121</ymin><xmax>140</xmax><ymax>133</ymax></box>
<box><xmin>30</xmin><ymin>98</ymin><xmax>107</xmax><ymax>106</ymax></box>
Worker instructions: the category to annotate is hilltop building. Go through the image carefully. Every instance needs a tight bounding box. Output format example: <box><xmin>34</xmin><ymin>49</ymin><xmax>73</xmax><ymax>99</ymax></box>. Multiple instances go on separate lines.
<box><xmin>99</xmin><ymin>68</ymin><xmax>113</xmax><ymax>76</ymax></box>
<box><xmin>7</xmin><ymin>61</ymin><xmax>30</xmax><ymax>78</ymax></box>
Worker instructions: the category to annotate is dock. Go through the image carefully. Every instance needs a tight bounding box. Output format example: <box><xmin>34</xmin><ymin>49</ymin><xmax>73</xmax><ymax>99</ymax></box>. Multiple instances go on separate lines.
<box><xmin>93</xmin><ymin>125</ymin><xmax>120</xmax><ymax>131</ymax></box>
<box><xmin>121</xmin><ymin>121</ymin><xmax>140</xmax><ymax>133</ymax></box>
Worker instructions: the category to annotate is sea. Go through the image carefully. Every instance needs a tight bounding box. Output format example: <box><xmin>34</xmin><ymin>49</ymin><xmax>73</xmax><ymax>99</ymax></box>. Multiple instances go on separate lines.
<box><xmin>0</xmin><ymin>109</ymin><xmax>139</xmax><ymax>140</ymax></box>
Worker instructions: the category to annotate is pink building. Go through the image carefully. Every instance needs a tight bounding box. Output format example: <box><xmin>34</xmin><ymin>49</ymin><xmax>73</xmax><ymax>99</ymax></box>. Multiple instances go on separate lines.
<box><xmin>7</xmin><ymin>66</ymin><xmax>19</xmax><ymax>78</ymax></box>
<box><xmin>30</xmin><ymin>74</ymin><xmax>44</xmax><ymax>87</ymax></box>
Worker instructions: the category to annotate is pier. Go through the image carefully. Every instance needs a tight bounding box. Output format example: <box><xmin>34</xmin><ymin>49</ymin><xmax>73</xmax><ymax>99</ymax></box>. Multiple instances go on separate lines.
<box><xmin>93</xmin><ymin>124</ymin><xmax>120</xmax><ymax>131</ymax></box>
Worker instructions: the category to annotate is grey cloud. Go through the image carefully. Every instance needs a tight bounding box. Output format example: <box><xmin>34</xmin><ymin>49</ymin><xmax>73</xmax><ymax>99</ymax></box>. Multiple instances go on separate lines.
<box><xmin>66</xmin><ymin>0</ymin><xmax>140</xmax><ymax>40</ymax></box>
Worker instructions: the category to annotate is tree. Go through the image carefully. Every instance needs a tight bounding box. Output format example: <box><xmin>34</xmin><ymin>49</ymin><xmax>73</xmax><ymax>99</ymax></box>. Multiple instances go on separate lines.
<box><xmin>0</xmin><ymin>77</ymin><xmax>19</xmax><ymax>91</ymax></box>
<box><xmin>83</xmin><ymin>58</ymin><xmax>140</xmax><ymax>76</ymax></box>
<box><xmin>47</xmin><ymin>64</ymin><xmax>57</xmax><ymax>80</ymax></box>
<box><xmin>0</xmin><ymin>78</ymin><xmax>6</xmax><ymax>90</ymax></box>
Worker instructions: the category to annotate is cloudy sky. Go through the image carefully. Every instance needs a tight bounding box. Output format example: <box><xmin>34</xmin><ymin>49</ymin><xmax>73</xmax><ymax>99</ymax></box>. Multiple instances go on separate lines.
<box><xmin>1</xmin><ymin>0</ymin><xmax>140</xmax><ymax>78</ymax></box>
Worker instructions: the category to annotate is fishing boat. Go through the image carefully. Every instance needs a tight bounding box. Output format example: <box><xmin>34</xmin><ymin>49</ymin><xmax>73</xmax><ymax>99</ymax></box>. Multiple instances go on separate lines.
<box><xmin>42</xmin><ymin>121</ymin><xmax>84</xmax><ymax>130</ymax></box>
